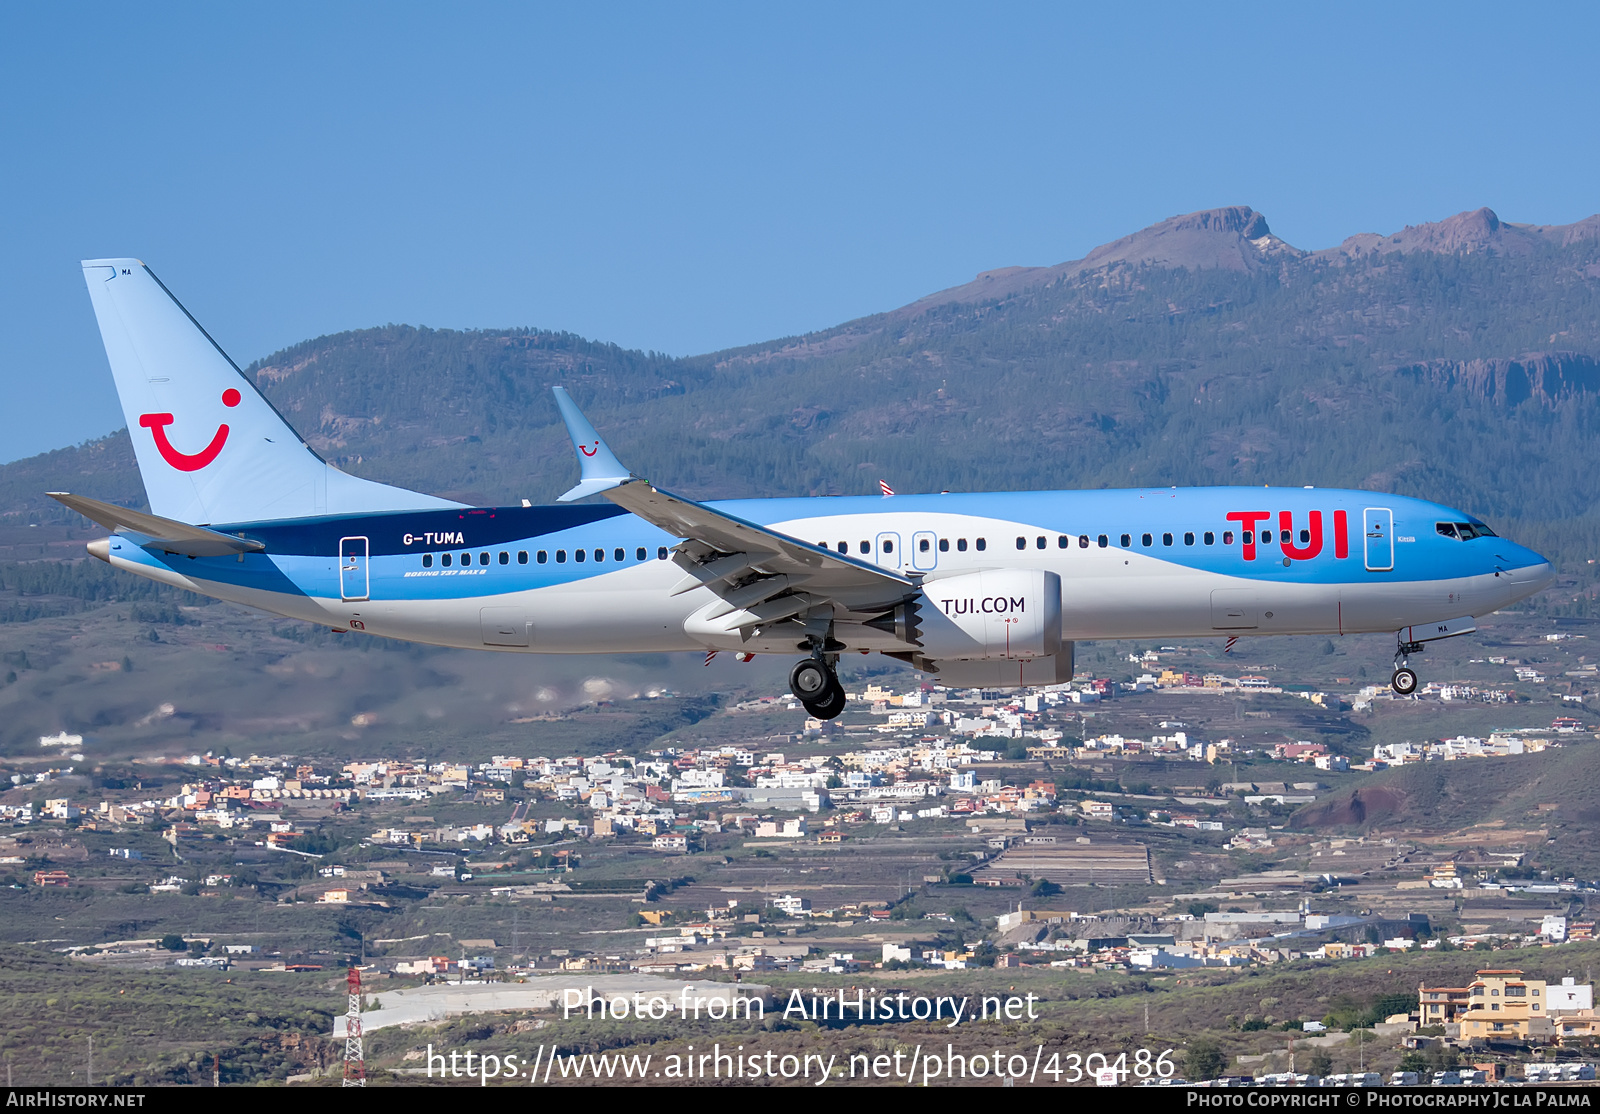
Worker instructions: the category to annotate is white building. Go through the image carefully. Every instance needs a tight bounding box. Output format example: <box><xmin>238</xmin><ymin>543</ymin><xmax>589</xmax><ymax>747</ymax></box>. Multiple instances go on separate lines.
<box><xmin>1548</xmin><ymin>977</ymin><xmax>1593</xmax><ymax>1014</ymax></box>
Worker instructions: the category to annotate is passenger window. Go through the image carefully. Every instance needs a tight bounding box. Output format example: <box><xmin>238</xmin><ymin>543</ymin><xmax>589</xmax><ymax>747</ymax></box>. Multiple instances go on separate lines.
<box><xmin>556</xmin><ymin>550</ymin><xmax>567</xmax><ymax>563</ymax></box>
<box><xmin>1097</xmin><ymin>534</ymin><xmax>1108</xmax><ymax>548</ymax></box>
<box><xmin>1120</xmin><ymin>534</ymin><xmax>1131</xmax><ymax>548</ymax></box>
<box><xmin>460</xmin><ymin>551</ymin><xmax>470</xmax><ymax>565</ymax></box>
<box><xmin>1223</xmin><ymin>531</ymin><xmax>1234</xmax><ymax>545</ymax></box>
<box><xmin>1036</xmin><ymin>536</ymin><xmax>1046</xmax><ymax>549</ymax></box>
<box><xmin>1079</xmin><ymin>534</ymin><xmax>1089</xmax><ymax>548</ymax></box>
<box><xmin>1260</xmin><ymin>531</ymin><xmax>1271</xmax><ymax>544</ymax></box>
<box><xmin>838</xmin><ymin>541</ymin><xmax>847</xmax><ymax>552</ymax></box>
<box><xmin>859</xmin><ymin>541</ymin><xmax>870</xmax><ymax>554</ymax></box>
<box><xmin>519</xmin><ymin>551</ymin><xmax>529</xmax><ymax>564</ymax></box>
<box><xmin>1141</xmin><ymin>533</ymin><xmax>1153</xmax><ymax>547</ymax></box>
<box><xmin>657</xmin><ymin>547</ymin><xmax>669</xmax><ymax>560</ymax></box>
<box><xmin>1163</xmin><ymin>533</ymin><xmax>1173</xmax><ymax>546</ymax></box>
<box><xmin>957</xmin><ymin>539</ymin><xmax>967</xmax><ymax>552</ymax></box>
<box><xmin>1204</xmin><ymin>532</ymin><xmax>1214</xmax><ymax>545</ymax></box>
<box><xmin>594</xmin><ymin>548</ymin><xmax>604</xmax><ymax>562</ymax></box>
<box><xmin>575</xmin><ymin>549</ymin><xmax>586</xmax><ymax>562</ymax></box>
<box><xmin>479</xmin><ymin>552</ymin><xmax>489</xmax><ymax>565</ymax></box>
<box><xmin>919</xmin><ymin>538</ymin><xmax>930</xmax><ymax>552</ymax></box>
<box><xmin>536</xmin><ymin>551</ymin><xmax>546</xmax><ymax>563</ymax></box>
<box><xmin>938</xmin><ymin>538</ymin><xmax>949</xmax><ymax>552</ymax></box>
<box><xmin>422</xmin><ymin>554</ymin><xmax>433</xmax><ymax>568</ymax></box>
<box><xmin>637</xmin><ymin>547</ymin><xmax>647</xmax><ymax>560</ymax></box>
<box><xmin>975</xmin><ymin>538</ymin><xmax>986</xmax><ymax>551</ymax></box>
<box><xmin>1016</xmin><ymin>536</ymin><xmax>1026</xmax><ymax>550</ymax></box>
<box><xmin>1299</xmin><ymin>529</ymin><xmax>1309</xmax><ymax>544</ymax></box>
<box><xmin>1279</xmin><ymin>530</ymin><xmax>1290</xmax><ymax>543</ymax></box>
<box><xmin>882</xmin><ymin>539</ymin><xmax>893</xmax><ymax>553</ymax></box>
<box><xmin>614</xmin><ymin>548</ymin><xmax>624</xmax><ymax>562</ymax></box>
<box><xmin>498</xmin><ymin>551</ymin><xmax>508</xmax><ymax>564</ymax></box>
<box><xmin>1184</xmin><ymin>532</ymin><xmax>1194</xmax><ymax>546</ymax></box>
<box><xmin>442</xmin><ymin>553</ymin><xmax>452</xmax><ymax>567</ymax></box>
<box><xmin>1057</xmin><ymin>536</ymin><xmax>1068</xmax><ymax>548</ymax></box>
<box><xmin>818</xmin><ymin>542</ymin><xmax>828</xmax><ymax>550</ymax></box>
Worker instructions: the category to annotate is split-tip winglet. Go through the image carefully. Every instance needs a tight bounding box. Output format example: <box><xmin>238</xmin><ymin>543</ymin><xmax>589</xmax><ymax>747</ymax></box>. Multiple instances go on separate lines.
<box><xmin>551</xmin><ymin>386</ymin><xmax>635</xmax><ymax>502</ymax></box>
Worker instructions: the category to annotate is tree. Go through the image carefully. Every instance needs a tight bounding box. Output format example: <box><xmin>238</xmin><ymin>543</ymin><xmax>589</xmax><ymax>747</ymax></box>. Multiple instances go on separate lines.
<box><xmin>158</xmin><ymin>934</ymin><xmax>185</xmax><ymax>951</ymax></box>
<box><xmin>1182</xmin><ymin>1040</ymin><xmax>1226</xmax><ymax>1081</ymax></box>
<box><xmin>1308</xmin><ymin>1049</ymin><xmax>1334</xmax><ymax>1077</ymax></box>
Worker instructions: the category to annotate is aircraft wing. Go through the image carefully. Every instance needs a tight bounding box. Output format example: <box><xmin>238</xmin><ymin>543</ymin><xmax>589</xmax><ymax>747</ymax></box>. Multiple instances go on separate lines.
<box><xmin>550</xmin><ymin>388</ymin><xmax>915</xmax><ymax>637</ymax></box>
<box><xmin>48</xmin><ymin>492</ymin><xmax>265</xmax><ymax>557</ymax></box>
<box><xmin>606</xmin><ymin>478</ymin><xmax>914</xmax><ymax>607</ymax></box>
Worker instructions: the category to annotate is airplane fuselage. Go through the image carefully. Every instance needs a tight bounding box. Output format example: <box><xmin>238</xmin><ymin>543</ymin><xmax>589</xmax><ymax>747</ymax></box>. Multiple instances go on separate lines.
<box><xmin>92</xmin><ymin>485</ymin><xmax>1553</xmax><ymax>657</ymax></box>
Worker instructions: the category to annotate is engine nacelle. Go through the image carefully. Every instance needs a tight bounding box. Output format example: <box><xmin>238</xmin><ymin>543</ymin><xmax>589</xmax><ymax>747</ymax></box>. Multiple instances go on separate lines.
<box><xmin>916</xmin><ymin>569</ymin><xmax>1062</xmax><ymax>660</ymax></box>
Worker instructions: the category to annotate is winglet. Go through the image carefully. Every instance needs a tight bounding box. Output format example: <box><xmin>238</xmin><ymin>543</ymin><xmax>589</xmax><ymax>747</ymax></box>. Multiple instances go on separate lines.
<box><xmin>552</xmin><ymin>386</ymin><xmax>635</xmax><ymax>501</ymax></box>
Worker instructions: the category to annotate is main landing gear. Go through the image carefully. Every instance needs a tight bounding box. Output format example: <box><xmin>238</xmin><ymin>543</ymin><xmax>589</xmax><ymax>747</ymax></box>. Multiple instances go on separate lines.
<box><xmin>790</xmin><ymin>654</ymin><xmax>846</xmax><ymax>720</ymax></box>
<box><xmin>1391</xmin><ymin>636</ymin><xmax>1425</xmax><ymax>696</ymax></box>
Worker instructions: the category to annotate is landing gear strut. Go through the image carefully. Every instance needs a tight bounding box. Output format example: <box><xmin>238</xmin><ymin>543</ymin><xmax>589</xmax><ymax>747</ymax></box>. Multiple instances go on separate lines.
<box><xmin>1391</xmin><ymin>637</ymin><xmax>1425</xmax><ymax>696</ymax></box>
<box><xmin>790</xmin><ymin>653</ymin><xmax>845</xmax><ymax>720</ymax></box>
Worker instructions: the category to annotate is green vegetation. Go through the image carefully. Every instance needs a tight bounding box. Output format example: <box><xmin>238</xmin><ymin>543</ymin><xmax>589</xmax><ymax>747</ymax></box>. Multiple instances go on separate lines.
<box><xmin>0</xmin><ymin>948</ymin><xmax>334</xmax><ymax>1086</ymax></box>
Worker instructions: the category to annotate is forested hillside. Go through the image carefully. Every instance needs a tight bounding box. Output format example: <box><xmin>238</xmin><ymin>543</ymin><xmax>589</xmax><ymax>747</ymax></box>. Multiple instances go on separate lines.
<box><xmin>8</xmin><ymin>205</ymin><xmax>1600</xmax><ymax>590</ymax></box>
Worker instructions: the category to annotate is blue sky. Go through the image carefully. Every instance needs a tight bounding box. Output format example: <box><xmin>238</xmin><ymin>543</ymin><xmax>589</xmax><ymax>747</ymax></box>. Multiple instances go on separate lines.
<box><xmin>3</xmin><ymin>2</ymin><xmax>1598</xmax><ymax>462</ymax></box>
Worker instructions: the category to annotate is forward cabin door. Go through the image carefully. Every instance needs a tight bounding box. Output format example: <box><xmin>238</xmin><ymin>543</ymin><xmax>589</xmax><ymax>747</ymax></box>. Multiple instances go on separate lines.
<box><xmin>1363</xmin><ymin>508</ymin><xmax>1394</xmax><ymax>571</ymax></box>
<box><xmin>339</xmin><ymin>536</ymin><xmax>369</xmax><ymax>601</ymax></box>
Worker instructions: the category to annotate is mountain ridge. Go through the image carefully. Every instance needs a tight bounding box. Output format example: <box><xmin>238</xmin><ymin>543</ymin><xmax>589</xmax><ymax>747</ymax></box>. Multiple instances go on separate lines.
<box><xmin>877</xmin><ymin>205</ymin><xmax>1600</xmax><ymax>323</ymax></box>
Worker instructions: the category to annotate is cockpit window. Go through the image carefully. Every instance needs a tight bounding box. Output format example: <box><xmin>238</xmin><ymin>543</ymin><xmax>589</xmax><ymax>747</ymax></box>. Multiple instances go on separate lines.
<box><xmin>1438</xmin><ymin>521</ymin><xmax>1498</xmax><ymax>540</ymax></box>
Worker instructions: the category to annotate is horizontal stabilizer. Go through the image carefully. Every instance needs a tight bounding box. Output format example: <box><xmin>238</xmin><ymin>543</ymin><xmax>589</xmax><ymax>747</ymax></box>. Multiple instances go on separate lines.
<box><xmin>48</xmin><ymin>492</ymin><xmax>265</xmax><ymax>557</ymax></box>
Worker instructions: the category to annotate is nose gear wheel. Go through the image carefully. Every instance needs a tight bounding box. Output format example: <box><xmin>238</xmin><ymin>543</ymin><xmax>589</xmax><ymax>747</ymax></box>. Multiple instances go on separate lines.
<box><xmin>1391</xmin><ymin>636</ymin><xmax>1425</xmax><ymax>696</ymax></box>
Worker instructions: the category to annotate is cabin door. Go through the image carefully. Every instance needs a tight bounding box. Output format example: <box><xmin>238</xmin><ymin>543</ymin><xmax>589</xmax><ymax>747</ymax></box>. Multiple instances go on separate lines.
<box><xmin>1363</xmin><ymin>508</ymin><xmax>1394</xmax><ymax>571</ymax></box>
<box><xmin>339</xmin><ymin>536</ymin><xmax>370</xmax><ymax>601</ymax></box>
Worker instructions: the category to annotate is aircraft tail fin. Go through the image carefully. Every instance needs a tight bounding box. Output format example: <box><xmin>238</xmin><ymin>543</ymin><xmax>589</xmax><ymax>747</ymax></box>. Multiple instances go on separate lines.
<box><xmin>79</xmin><ymin>259</ymin><xmax>462</xmax><ymax>525</ymax></box>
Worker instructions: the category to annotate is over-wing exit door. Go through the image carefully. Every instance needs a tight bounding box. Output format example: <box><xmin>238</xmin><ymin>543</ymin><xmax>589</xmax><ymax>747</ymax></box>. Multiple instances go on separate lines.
<box><xmin>340</xmin><ymin>536</ymin><xmax>369</xmax><ymax>601</ymax></box>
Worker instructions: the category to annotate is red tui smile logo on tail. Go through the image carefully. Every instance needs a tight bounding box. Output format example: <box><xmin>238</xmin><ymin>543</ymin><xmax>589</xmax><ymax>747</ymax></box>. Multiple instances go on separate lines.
<box><xmin>140</xmin><ymin>389</ymin><xmax>241</xmax><ymax>471</ymax></box>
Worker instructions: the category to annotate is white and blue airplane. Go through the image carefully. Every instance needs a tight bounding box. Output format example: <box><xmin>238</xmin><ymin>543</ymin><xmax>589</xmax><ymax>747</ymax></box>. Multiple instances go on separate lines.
<box><xmin>54</xmin><ymin>259</ymin><xmax>1555</xmax><ymax>717</ymax></box>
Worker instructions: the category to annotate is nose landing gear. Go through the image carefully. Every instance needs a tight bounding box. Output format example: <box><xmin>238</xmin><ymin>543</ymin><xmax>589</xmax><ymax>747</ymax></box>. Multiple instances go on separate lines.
<box><xmin>1391</xmin><ymin>636</ymin><xmax>1426</xmax><ymax>696</ymax></box>
<box><xmin>790</xmin><ymin>654</ymin><xmax>846</xmax><ymax>719</ymax></box>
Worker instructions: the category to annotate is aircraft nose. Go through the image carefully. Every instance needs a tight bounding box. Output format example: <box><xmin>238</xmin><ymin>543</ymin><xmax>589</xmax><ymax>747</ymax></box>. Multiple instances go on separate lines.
<box><xmin>1500</xmin><ymin>550</ymin><xmax>1554</xmax><ymax>593</ymax></box>
<box><xmin>1523</xmin><ymin>559</ymin><xmax>1555</xmax><ymax>592</ymax></box>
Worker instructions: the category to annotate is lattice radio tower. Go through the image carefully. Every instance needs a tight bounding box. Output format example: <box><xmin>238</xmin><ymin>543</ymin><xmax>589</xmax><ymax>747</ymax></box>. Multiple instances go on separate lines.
<box><xmin>342</xmin><ymin>965</ymin><xmax>366</xmax><ymax>1087</ymax></box>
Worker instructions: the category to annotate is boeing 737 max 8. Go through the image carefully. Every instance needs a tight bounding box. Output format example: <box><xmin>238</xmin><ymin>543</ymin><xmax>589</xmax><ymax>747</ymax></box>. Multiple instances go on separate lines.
<box><xmin>53</xmin><ymin>259</ymin><xmax>1556</xmax><ymax>717</ymax></box>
